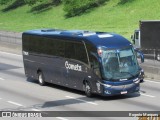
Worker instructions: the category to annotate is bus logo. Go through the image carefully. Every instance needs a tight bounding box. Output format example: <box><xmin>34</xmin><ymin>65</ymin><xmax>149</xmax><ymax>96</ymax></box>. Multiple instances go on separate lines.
<box><xmin>65</xmin><ymin>61</ymin><xmax>82</xmax><ymax>71</ymax></box>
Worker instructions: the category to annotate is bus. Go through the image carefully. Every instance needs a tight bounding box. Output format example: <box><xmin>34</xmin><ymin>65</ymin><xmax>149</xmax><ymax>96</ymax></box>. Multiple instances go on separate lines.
<box><xmin>22</xmin><ymin>29</ymin><xmax>144</xmax><ymax>97</ymax></box>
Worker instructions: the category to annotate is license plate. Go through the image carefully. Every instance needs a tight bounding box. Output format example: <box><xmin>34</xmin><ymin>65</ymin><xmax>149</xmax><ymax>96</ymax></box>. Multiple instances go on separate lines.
<box><xmin>121</xmin><ymin>91</ymin><xmax>127</xmax><ymax>94</ymax></box>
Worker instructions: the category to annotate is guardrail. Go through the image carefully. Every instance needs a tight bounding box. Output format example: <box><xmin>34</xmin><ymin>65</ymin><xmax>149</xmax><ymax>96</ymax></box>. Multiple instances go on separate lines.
<box><xmin>0</xmin><ymin>31</ymin><xmax>22</xmax><ymax>45</ymax></box>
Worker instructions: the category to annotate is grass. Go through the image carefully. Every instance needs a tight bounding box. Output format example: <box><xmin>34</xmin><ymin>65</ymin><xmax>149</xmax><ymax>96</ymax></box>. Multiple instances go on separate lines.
<box><xmin>0</xmin><ymin>0</ymin><xmax>160</xmax><ymax>40</ymax></box>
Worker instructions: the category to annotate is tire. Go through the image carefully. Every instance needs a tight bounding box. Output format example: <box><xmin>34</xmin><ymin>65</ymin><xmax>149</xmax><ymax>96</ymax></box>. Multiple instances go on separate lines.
<box><xmin>38</xmin><ymin>72</ymin><xmax>46</xmax><ymax>86</ymax></box>
<box><xmin>156</xmin><ymin>53</ymin><xmax>160</xmax><ymax>61</ymax></box>
<box><xmin>84</xmin><ymin>82</ymin><xmax>93</xmax><ymax>97</ymax></box>
<box><xmin>140</xmin><ymin>79</ymin><xmax>144</xmax><ymax>83</ymax></box>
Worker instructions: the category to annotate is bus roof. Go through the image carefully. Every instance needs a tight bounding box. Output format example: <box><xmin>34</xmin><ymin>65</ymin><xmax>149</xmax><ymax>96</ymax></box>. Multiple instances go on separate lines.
<box><xmin>23</xmin><ymin>29</ymin><xmax>131</xmax><ymax>49</ymax></box>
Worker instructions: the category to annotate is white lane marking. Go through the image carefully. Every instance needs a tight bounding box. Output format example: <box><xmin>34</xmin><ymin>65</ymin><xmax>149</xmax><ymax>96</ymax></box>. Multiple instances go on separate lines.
<box><xmin>7</xmin><ymin>101</ymin><xmax>23</xmax><ymax>106</ymax></box>
<box><xmin>31</xmin><ymin>109</ymin><xmax>40</xmax><ymax>111</ymax></box>
<box><xmin>0</xmin><ymin>51</ymin><xmax>21</xmax><ymax>57</ymax></box>
<box><xmin>56</xmin><ymin>117</ymin><xmax>69</xmax><ymax>120</ymax></box>
<box><xmin>140</xmin><ymin>93</ymin><xmax>155</xmax><ymax>98</ymax></box>
<box><xmin>0</xmin><ymin>78</ymin><xmax>5</xmax><ymax>81</ymax></box>
<box><xmin>66</xmin><ymin>96</ymin><xmax>98</xmax><ymax>105</ymax></box>
<box><xmin>6</xmin><ymin>100</ymin><xmax>40</xmax><ymax>111</ymax></box>
<box><xmin>145</xmin><ymin>80</ymin><xmax>160</xmax><ymax>84</ymax></box>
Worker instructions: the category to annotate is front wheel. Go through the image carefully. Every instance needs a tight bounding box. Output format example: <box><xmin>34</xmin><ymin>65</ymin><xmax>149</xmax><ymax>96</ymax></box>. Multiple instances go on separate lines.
<box><xmin>84</xmin><ymin>82</ymin><xmax>93</xmax><ymax>97</ymax></box>
<box><xmin>38</xmin><ymin>72</ymin><xmax>46</xmax><ymax>86</ymax></box>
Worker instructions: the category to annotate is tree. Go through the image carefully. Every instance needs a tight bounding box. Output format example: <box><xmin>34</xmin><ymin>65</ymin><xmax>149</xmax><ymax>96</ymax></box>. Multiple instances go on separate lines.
<box><xmin>63</xmin><ymin>0</ymin><xmax>107</xmax><ymax>17</ymax></box>
<box><xmin>24</xmin><ymin>0</ymin><xmax>61</xmax><ymax>6</ymax></box>
<box><xmin>0</xmin><ymin>0</ymin><xmax>12</xmax><ymax>5</ymax></box>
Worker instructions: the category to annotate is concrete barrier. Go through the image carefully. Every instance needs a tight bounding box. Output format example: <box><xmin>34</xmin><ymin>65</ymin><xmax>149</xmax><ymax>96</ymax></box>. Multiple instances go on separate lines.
<box><xmin>0</xmin><ymin>31</ymin><xmax>22</xmax><ymax>45</ymax></box>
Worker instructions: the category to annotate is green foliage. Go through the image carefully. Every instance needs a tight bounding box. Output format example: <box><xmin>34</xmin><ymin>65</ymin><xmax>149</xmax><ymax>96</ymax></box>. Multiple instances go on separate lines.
<box><xmin>24</xmin><ymin>0</ymin><xmax>43</xmax><ymax>6</ymax></box>
<box><xmin>0</xmin><ymin>0</ymin><xmax>12</xmax><ymax>5</ymax></box>
<box><xmin>63</xmin><ymin>0</ymin><xmax>106</xmax><ymax>17</ymax></box>
<box><xmin>0</xmin><ymin>0</ymin><xmax>160</xmax><ymax>39</ymax></box>
<box><xmin>24</xmin><ymin>0</ymin><xmax>61</xmax><ymax>6</ymax></box>
<box><xmin>118</xmin><ymin>0</ymin><xmax>134</xmax><ymax>5</ymax></box>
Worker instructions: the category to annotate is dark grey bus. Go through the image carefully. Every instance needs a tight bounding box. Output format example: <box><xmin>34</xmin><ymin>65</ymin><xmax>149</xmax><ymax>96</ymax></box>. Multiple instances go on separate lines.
<box><xmin>22</xmin><ymin>29</ymin><xmax>144</xmax><ymax>97</ymax></box>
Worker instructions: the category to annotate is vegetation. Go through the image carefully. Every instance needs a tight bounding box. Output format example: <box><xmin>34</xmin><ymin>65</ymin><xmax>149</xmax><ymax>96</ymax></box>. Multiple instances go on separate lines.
<box><xmin>0</xmin><ymin>0</ymin><xmax>160</xmax><ymax>40</ymax></box>
<box><xmin>63</xmin><ymin>0</ymin><xmax>107</xmax><ymax>17</ymax></box>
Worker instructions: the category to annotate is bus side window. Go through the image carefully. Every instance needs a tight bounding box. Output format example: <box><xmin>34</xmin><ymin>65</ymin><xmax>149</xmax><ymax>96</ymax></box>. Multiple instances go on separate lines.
<box><xmin>65</xmin><ymin>41</ymin><xmax>88</xmax><ymax>65</ymax></box>
<box><xmin>23</xmin><ymin>34</ymin><xmax>30</xmax><ymax>51</ymax></box>
<box><xmin>85</xmin><ymin>42</ymin><xmax>101</xmax><ymax>78</ymax></box>
<box><xmin>54</xmin><ymin>40</ymin><xmax>65</xmax><ymax>57</ymax></box>
<box><xmin>74</xmin><ymin>42</ymin><xmax>88</xmax><ymax>64</ymax></box>
<box><xmin>65</xmin><ymin>41</ymin><xmax>76</xmax><ymax>59</ymax></box>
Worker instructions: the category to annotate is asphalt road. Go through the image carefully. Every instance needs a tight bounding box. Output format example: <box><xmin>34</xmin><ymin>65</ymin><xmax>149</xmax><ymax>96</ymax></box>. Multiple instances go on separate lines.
<box><xmin>140</xmin><ymin>58</ymin><xmax>160</xmax><ymax>79</ymax></box>
<box><xmin>0</xmin><ymin>51</ymin><xmax>160</xmax><ymax>120</ymax></box>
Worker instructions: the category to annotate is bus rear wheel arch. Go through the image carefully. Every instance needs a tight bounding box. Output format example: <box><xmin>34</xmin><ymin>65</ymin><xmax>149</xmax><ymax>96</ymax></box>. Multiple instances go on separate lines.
<box><xmin>37</xmin><ymin>71</ymin><xmax>46</xmax><ymax>86</ymax></box>
<box><xmin>83</xmin><ymin>80</ymin><xmax>93</xmax><ymax>97</ymax></box>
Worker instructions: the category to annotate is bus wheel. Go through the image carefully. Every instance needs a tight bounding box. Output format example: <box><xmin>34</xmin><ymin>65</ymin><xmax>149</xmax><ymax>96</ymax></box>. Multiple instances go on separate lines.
<box><xmin>156</xmin><ymin>53</ymin><xmax>160</xmax><ymax>61</ymax></box>
<box><xmin>84</xmin><ymin>82</ymin><xmax>92</xmax><ymax>97</ymax></box>
<box><xmin>38</xmin><ymin>72</ymin><xmax>46</xmax><ymax>86</ymax></box>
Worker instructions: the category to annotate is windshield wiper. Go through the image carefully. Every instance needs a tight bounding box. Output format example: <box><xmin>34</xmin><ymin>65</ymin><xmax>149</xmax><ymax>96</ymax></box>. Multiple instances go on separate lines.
<box><xmin>120</xmin><ymin>71</ymin><xmax>135</xmax><ymax>78</ymax></box>
<box><xmin>106</xmin><ymin>78</ymin><xmax>118</xmax><ymax>81</ymax></box>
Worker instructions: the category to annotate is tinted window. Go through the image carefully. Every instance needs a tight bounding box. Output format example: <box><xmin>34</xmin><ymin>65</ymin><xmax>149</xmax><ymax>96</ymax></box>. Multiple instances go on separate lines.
<box><xmin>23</xmin><ymin>34</ymin><xmax>30</xmax><ymax>51</ymax></box>
<box><xmin>65</xmin><ymin>41</ymin><xmax>76</xmax><ymax>59</ymax></box>
<box><xmin>23</xmin><ymin>35</ymin><xmax>65</xmax><ymax>57</ymax></box>
<box><xmin>65</xmin><ymin>41</ymin><xmax>88</xmax><ymax>64</ymax></box>
<box><xmin>54</xmin><ymin>39</ymin><xmax>65</xmax><ymax>57</ymax></box>
<box><xmin>23</xmin><ymin>35</ymin><xmax>88</xmax><ymax>62</ymax></box>
<box><xmin>74</xmin><ymin>42</ymin><xmax>88</xmax><ymax>64</ymax></box>
<box><xmin>135</xmin><ymin>31</ymin><xmax>139</xmax><ymax>39</ymax></box>
<box><xmin>85</xmin><ymin>42</ymin><xmax>101</xmax><ymax>78</ymax></box>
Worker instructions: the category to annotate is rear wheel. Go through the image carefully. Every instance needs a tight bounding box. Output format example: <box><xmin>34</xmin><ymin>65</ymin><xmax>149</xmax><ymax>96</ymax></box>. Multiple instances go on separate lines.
<box><xmin>84</xmin><ymin>82</ymin><xmax>93</xmax><ymax>97</ymax></box>
<box><xmin>38</xmin><ymin>72</ymin><xmax>46</xmax><ymax>86</ymax></box>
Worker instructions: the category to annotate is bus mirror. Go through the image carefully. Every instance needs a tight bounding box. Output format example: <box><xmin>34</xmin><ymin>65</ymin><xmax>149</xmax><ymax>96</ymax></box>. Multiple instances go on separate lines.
<box><xmin>136</xmin><ymin>50</ymin><xmax>144</xmax><ymax>63</ymax></box>
<box><xmin>131</xmin><ymin>35</ymin><xmax>133</xmax><ymax>40</ymax></box>
<box><xmin>131</xmin><ymin>35</ymin><xmax>135</xmax><ymax>44</ymax></box>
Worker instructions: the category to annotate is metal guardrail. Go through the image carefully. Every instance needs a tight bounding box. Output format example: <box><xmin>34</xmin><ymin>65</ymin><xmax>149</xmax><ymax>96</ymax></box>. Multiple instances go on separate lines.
<box><xmin>0</xmin><ymin>31</ymin><xmax>22</xmax><ymax>45</ymax></box>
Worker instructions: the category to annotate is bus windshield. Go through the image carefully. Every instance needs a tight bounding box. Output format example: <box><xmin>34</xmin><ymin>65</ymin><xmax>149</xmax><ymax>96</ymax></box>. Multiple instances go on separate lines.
<box><xmin>101</xmin><ymin>47</ymin><xmax>139</xmax><ymax>80</ymax></box>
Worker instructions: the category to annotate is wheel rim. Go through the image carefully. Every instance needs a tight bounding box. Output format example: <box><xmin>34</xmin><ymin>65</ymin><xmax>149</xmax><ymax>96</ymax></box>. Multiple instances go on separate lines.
<box><xmin>39</xmin><ymin>74</ymin><xmax>43</xmax><ymax>84</ymax></box>
<box><xmin>85</xmin><ymin>83</ymin><xmax>91</xmax><ymax>94</ymax></box>
<box><xmin>157</xmin><ymin>54</ymin><xmax>160</xmax><ymax>61</ymax></box>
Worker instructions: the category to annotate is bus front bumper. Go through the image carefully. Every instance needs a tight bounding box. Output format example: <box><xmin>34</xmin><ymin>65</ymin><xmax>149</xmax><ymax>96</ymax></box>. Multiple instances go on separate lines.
<box><xmin>97</xmin><ymin>80</ymin><xmax>140</xmax><ymax>96</ymax></box>
<box><xmin>102</xmin><ymin>83</ymin><xmax>140</xmax><ymax>96</ymax></box>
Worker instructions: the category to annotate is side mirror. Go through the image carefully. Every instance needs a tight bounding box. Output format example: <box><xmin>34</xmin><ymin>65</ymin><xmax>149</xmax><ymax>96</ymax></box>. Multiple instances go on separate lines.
<box><xmin>135</xmin><ymin>49</ymin><xmax>144</xmax><ymax>63</ymax></box>
<box><xmin>131</xmin><ymin>35</ymin><xmax>133</xmax><ymax>40</ymax></box>
<box><xmin>131</xmin><ymin>35</ymin><xmax>135</xmax><ymax>44</ymax></box>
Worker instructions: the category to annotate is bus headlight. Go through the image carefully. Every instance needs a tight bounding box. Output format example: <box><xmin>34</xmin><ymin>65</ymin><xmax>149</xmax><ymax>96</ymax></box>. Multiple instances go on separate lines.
<box><xmin>98</xmin><ymin>82</ymin><xmax>112</xmax><ymax>88</ymax></box>
<box><xmin>103</xmin><ymin>84</ymin><xmax>112</xmax><ymax>88</ymax></box>
<box><xmin>140</xmin><ymin>69</ymin><xmax>145</xmax><ymax>77</ymax></box>
<box><xmin>104</xmin><ymin>90</ymin><xmax>111</xmax><ymax>94</ymax></box>
<box><xmin>133</xmin><ymin>78</ymin><xmax>140</xmax><ymax>84</ymax></box>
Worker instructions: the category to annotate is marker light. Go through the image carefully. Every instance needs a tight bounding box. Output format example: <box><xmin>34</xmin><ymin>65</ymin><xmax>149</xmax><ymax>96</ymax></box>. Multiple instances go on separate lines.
<box><xmin>97</xmin><ymin>49</ymin><xmax>103</xmax><ymax>57</ymax></box>
<box><xmin>104</xmin><ymin>84</ymin><xmax>112</xmax><ymax>88</ymax></box>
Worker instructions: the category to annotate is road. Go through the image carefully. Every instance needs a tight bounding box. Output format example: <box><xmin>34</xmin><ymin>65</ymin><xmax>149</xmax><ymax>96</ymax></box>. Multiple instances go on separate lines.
<box><xmin>140</xmin><ymin>58</ymin><xmax>160</xmax><ymax>79</ymax></box>
<box><xmin>0</xmin><ymin>51</ymin><xmax>160</xmax><ymax>120</ymax></box>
